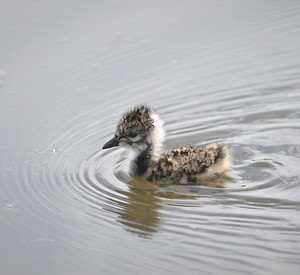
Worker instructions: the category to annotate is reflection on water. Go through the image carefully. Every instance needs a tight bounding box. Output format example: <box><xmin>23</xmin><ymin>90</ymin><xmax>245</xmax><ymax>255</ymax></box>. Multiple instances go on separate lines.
<box><xmin>107</xmin><ymin>174</ymin><xmax>234</xmax><ymax>238</ymax></box>
<box><xmin>1</xmin><ymin>0</ymin><xmax>300</xmax><ymax>274</ymax></box>
<box><xmin>106</xmin><ymin>178</ymin><xmax>163</xmax><ymax>238</ymax></box>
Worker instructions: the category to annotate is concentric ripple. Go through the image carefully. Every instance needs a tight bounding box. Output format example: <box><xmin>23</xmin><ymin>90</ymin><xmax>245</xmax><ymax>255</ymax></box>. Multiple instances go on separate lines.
<box><xmin>6</xmin><ymin>77</ymin><xmax>298</xmax><ymax>249</ymax></box>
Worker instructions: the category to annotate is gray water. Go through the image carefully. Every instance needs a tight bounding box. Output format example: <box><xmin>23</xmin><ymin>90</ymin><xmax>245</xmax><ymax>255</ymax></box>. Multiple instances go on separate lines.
<box><xmin>1</xmin><ymin>1</ymin><xmax>300</xmax><ymax>274</ymax></box>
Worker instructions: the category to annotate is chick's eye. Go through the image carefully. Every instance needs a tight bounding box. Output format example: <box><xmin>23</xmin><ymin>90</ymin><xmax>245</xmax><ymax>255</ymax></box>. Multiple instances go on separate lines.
<box><xmin>128</xmin><ymin>132</ymin><xmax>141</xmax><ymax>142</ymax></box>
<box><xmin>129</xmin><ymin>132</ymin><xmax>138</xmax><ymax>138</ymax></box>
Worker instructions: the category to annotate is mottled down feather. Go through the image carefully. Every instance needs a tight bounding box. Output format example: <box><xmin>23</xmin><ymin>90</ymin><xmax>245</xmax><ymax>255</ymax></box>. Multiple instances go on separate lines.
<box><xmin>147</xmin><ymin>144</ymin><xmax>229</xmax><ymax>184</ymax></box>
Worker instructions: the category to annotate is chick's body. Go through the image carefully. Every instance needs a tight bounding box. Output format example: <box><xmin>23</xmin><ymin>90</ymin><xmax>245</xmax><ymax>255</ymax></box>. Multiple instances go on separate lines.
<box><xmin>103</xmin><ymin>106</ymin><xmax>230</xmax><ymax>184</ymax></box>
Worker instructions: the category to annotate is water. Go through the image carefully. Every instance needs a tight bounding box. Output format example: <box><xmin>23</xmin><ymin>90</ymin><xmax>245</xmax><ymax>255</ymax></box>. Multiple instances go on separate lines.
<box><xmin>1</xmin><ymin>1</ymin><xmax>300</xmax><ymax>274</ymax></box>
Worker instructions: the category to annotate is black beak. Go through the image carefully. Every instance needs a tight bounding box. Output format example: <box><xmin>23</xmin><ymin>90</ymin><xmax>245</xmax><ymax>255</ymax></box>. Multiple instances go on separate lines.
<box><xmin>102</xmin><ymin>137</ymin><xmax>119</xmax><ymax>149</ymax></box>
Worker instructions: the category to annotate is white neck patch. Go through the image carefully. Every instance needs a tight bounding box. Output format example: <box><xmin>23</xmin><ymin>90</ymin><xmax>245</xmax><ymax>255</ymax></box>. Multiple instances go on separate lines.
<box><xmin>148</xmin><ymin>112</ymin><xmax>165</xmax><ymax>157</ymax></box>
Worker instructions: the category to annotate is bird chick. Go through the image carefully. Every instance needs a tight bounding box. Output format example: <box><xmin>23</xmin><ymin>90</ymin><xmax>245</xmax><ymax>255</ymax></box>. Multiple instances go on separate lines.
<box><xmin>103</xmin><ymin>106</ymin><xmax>230</xmax><ymax>184</ymax></box>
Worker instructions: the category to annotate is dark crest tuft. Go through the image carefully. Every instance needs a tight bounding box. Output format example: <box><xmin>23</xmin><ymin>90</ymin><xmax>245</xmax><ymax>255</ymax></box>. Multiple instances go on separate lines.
<box><xmin>116</xmin><ymin>105</ymin><xmax>154</xmax><ymax>137</ymax></box>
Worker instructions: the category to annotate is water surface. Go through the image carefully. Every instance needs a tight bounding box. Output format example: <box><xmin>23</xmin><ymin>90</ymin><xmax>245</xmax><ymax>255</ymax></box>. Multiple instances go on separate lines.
<box><xmin>1</xmin><ymin>1</ymin><xmax>300</xmax><ymax>274</ymax></box>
